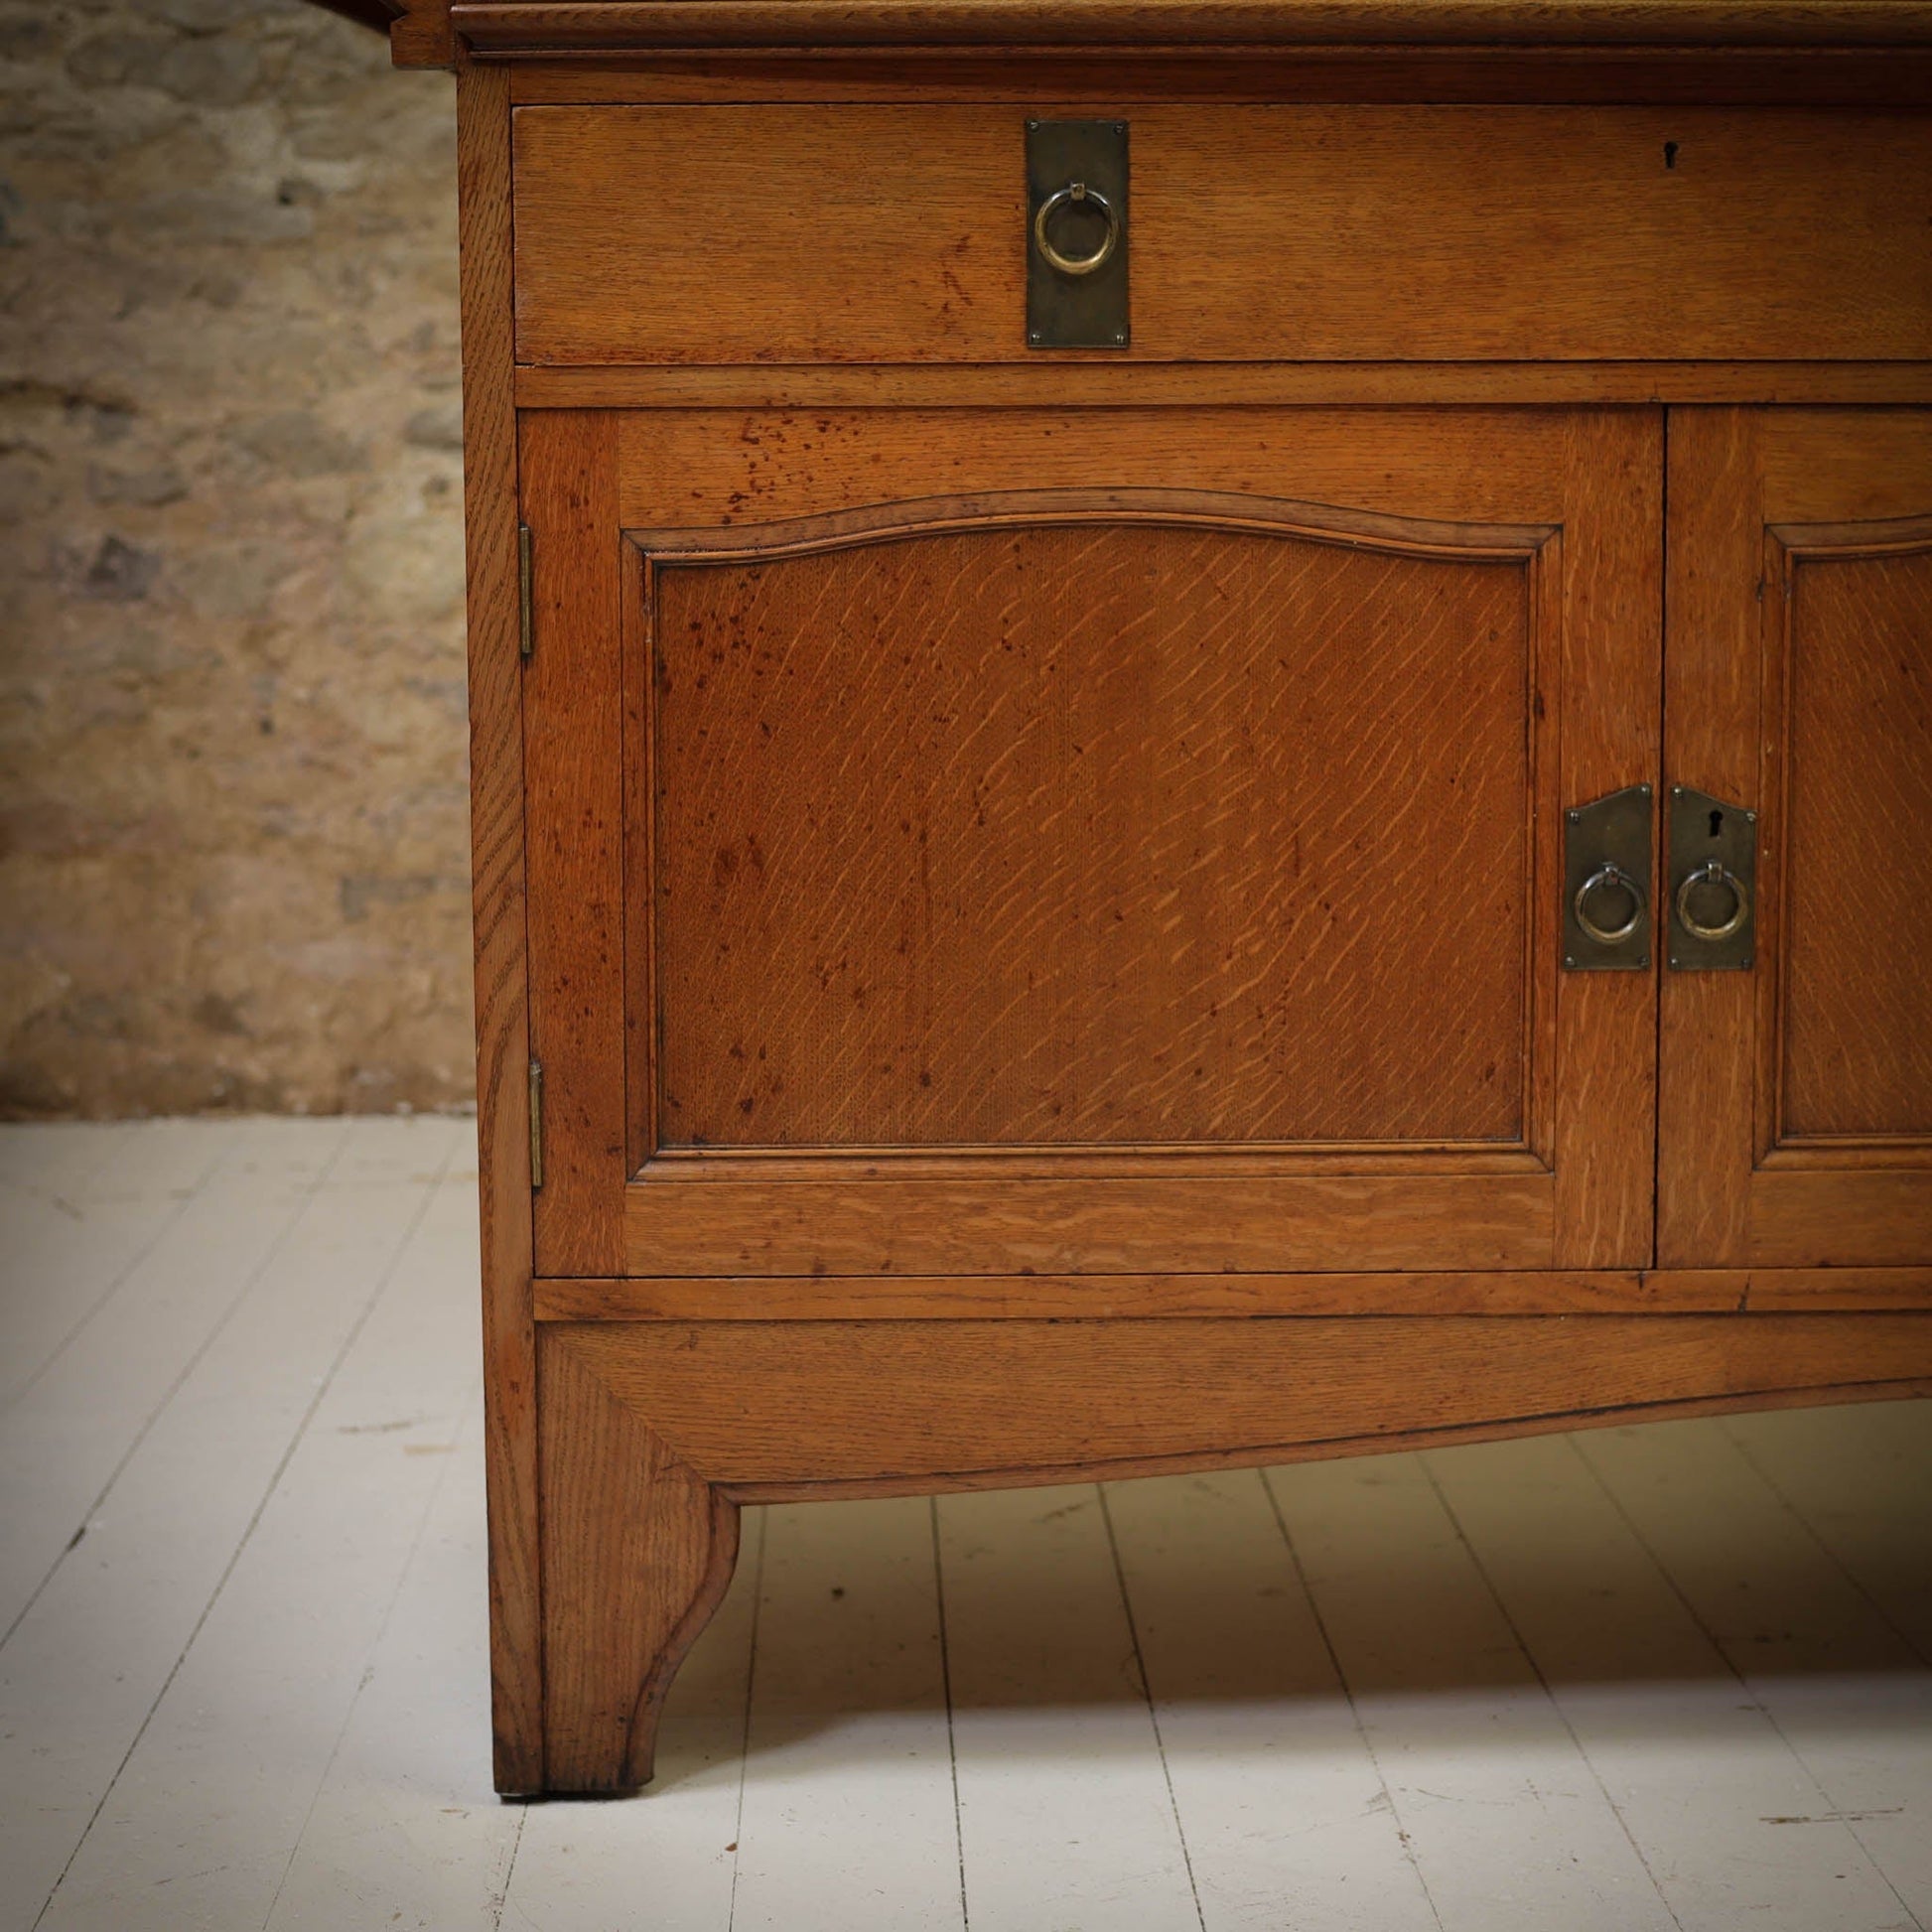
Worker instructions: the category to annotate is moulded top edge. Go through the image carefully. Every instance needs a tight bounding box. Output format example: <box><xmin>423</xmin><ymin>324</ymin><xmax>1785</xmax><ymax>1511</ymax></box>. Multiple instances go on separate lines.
<box><xmin>399</xmin><ymin>0</ymin><xmax>1932</xmax><ymax>69</ymax></box>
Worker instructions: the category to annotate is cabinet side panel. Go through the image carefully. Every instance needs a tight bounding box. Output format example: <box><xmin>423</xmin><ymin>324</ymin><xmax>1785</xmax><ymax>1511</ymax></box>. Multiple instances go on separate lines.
<box><xmin>456</xmin><ymin>60</ymin><xmax>543</xmax><ymax>1796</ymax></box>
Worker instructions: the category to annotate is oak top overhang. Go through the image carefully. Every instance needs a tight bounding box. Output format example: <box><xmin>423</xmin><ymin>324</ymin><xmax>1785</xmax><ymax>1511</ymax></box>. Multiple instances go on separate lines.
<box><xmin>340</xmin><ymin>0</ymin><xmax>1932</xmax><ymax>75</ymax></box>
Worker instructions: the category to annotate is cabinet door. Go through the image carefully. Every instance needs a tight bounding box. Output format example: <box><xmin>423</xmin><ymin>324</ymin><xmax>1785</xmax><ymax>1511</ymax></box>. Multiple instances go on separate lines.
<box><xmin>1662</xmin><ymin>411</ymin><xmax>1932</xmax><ymax>1267</ymax></box>
<box><xmin>521</xmin><ymin>407</ymin><xmax>1661</xmax><ymax>1282</ymax></box>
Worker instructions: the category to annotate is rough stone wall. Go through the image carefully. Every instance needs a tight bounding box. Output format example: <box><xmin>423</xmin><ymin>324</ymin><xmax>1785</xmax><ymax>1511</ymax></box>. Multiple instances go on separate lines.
<box><xmin>0</xmin><ymin>0</ymin><xmax>473</xmax><ymax>1115</ymax></box>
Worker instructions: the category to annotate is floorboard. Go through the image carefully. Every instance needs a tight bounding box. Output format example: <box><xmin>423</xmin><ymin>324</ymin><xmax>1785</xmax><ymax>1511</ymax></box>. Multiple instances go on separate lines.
<box><xmin>259</xmin><ymin>1362</ymin><xmax>521</xmax><ymax>1932</ymax></box>
<box><xmin>0</xmin><ymin>1121</ymin><xmax>233</xmax><ymax>1410</ymax></box>
<box><xmin>730</xmin><ymin>1497</ymin><xmax>962</xmax><ymax>1932</ymax></box>
<box><xmin>1577</xmin><ymin>1420</ymin><xmax>1932</xmax><ymax>1928</ymax></box>
<box><xmin>1264</xmin><ymin>1451</ymin><xmax>1680</xmax><ymax>1932</ymax></box>
<box><xmin>1104</xmin><ymin>1467</ymin><xmax>1439</xmax><ymax>1932</ymax></box>
<box><xmin>1720</xmin><ymin>1403</ymin><xmax>1932</xmax><ymax>1664</ymax></box>
<box><xmin>939</xmin><ymin>1483</ymin><xmax>1202</xmax><ymax>1932</ymax></box>
<box><xmin>0</xmin><ymin>1120</ymin><xmax>349</xmax><ymax>1644</ymax></box>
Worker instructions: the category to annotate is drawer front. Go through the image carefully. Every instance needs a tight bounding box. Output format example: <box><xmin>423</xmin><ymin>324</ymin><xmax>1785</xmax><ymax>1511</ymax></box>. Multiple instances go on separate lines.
<box><xmin>510</xmin><ymin>104</ymin><xmax>1932</xmax><ymax>366</ymax></box>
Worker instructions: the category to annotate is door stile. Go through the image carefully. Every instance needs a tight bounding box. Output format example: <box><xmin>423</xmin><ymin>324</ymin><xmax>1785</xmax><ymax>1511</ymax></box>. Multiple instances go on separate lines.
<box><xmin>1658</xmin><ymin>408</ymin><xmax>1762</xmax><ymax>1266</ymax></box>
<box><xmin>522</xmin><ymin>409</ymin><xmax>628</xmax><ymax>1278</ymax></box>
<box><xmin>1551</xmin><ymin>408</ymin><xmax>1665</xmax><ymax>1267</ymax></box>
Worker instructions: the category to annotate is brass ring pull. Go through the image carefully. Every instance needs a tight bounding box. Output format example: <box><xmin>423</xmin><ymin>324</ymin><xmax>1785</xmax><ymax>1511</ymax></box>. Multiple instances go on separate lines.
<box><xmin>1676</xmin><ymin>860</ymin><xmax>1749</xmax><ymax>942</ymax></box>
<box><xmin>1575</xmin><ymin>861</ymin><xmax>1646</xmax><ymax>946</ymax></box>
<box><xmin>1033</xmin><ymin>182</ymin><xmax>1120</xmax><ymax>277</ymax></box>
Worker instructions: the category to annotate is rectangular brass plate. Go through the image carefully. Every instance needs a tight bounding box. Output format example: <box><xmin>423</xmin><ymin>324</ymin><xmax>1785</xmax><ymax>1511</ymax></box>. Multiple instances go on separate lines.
<box><xmin>1564</xmin><ymin>784</ymin><xmax>1653</xmax><ymax>971</ymax></box>
<box><xmin>1668</xmin><ymin>787</ymin><xmax>1757</xmax><ymax>971</ymax></box>
<box><xmin>1026</xmin><ymin>118</ymin><xmax>1129</xmax><ymax>350</ymax></box>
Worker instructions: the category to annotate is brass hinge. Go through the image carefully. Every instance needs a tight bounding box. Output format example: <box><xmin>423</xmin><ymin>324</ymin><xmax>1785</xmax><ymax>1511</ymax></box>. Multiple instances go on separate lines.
<box><xmin>517</xmin><ymin>523</ymin><xmax>533</xmax><ymax>659</ymax></box>
<box><xmin>527</xmin><ymin>1058</ymin><xmax>544</xmax><ymax>1190</ymax></box>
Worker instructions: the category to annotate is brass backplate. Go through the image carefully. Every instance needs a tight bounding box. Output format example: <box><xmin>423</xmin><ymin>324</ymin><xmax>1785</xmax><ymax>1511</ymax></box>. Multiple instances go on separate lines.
<box><xmin>1668</xmin><ymin>787</ymin><xmax>1757</xmax><ymax>971</ymax></box>
<box><xmin>1026</xmin><ymin>118</ymin><xmax>1129</xmax><ymax>350</ymax></box>
<box><xmin>1563</xmin><ymin>784</ymin><xmax>1654</xmax><ymax>971</ymax></box>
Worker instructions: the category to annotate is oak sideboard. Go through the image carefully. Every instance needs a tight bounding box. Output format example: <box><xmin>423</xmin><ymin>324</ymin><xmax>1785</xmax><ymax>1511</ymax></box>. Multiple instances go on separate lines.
<box><xmin>335</xmin><ymin>0</ymin><xmax>1932</xmax><ymax>1794</ymax></box>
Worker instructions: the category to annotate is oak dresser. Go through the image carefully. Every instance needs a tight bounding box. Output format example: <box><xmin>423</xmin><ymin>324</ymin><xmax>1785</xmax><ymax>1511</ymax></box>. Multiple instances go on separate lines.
<box><xmin>336</xmin><ymin>0</ymin><xmax>1932</xmax><ymax>1794</ymax></box>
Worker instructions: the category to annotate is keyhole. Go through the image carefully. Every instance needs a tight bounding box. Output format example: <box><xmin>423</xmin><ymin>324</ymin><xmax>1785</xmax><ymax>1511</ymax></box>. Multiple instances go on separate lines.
<box><xmin>1708</xmin><ymin>807</ymin><xmax>1725</xmax><ymax>839</ymax></box>
<box><xmin>1664</xmin><ymin>141</ymin><xmax>1680</xmax><ymax>170</ymax></box>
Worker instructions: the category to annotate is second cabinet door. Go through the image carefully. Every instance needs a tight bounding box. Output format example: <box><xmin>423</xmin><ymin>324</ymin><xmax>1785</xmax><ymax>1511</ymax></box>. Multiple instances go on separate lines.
<box><xmin>1662</xmin><ymin>410</ymin><xmax>1932</xmax><ymax>1268</ymax></box>
<box><xmin>521</xmin><ymin>407</ymin><xmax>1662</xmax><ymax>1280</ymax></box>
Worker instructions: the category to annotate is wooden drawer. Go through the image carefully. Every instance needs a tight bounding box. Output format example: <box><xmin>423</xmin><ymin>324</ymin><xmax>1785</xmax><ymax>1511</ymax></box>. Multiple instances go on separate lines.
<box><xmin>510</xmin><ymin>103</ymin><xmax>1932</xmax><ymax>366</ymax></box>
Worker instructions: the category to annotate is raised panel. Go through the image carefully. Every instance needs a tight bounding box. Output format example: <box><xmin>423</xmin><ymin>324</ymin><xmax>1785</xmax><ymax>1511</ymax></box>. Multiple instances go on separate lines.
<box><xmin>644</xmin><ymin>493</ymin><xmax>1545</xmax><ymax>1154</ymax></box>
<box><xmin>1771</xmin><ymin>527</ymin><xmax>1932</xmax><ymax>1146</ymax></box>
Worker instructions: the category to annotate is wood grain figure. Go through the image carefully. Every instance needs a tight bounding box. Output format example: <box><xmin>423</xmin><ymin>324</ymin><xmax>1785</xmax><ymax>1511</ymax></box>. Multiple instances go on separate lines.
<box><xmin>645</xmin><ymin>492</ymin><xmax>1541</xmax><ymax>1151</ymax></box>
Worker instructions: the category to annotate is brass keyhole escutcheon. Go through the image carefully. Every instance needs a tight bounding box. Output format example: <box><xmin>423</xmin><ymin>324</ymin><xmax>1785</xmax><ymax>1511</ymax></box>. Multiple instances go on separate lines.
<box><xmin>1676</xmin><ymin>859</ymin><xmax>1749</xmax><ymax>942</ymax></box>
<box><xmin>1667</xmin><ymin>786</ymin><xmax>1757</xmax><ymax>970</ymax></box>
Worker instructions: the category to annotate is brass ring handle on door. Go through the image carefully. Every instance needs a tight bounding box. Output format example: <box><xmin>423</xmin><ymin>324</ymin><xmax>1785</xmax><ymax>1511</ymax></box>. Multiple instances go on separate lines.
<box><xmin>1574</xmin><ymin>861</ymin><xmax>1646</xmax><ymax>946</ymax></box>
<box><xmin>1033</xmin><ymin>182</ymin><xmax>1120</xmax><ymax>276</ymax></box>
<box><xmin>1675</xmin><ymin>860</ymin><xmax>1750</xmax><ymax>942</ymax></box>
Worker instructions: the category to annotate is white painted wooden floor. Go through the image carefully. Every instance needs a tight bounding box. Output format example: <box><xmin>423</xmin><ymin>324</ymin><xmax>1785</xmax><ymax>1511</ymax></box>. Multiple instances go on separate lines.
<box><xmin>3</xmin><ymin>1118</ymin><xmax>1929</xmax><ymax>1932</ymax></box>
